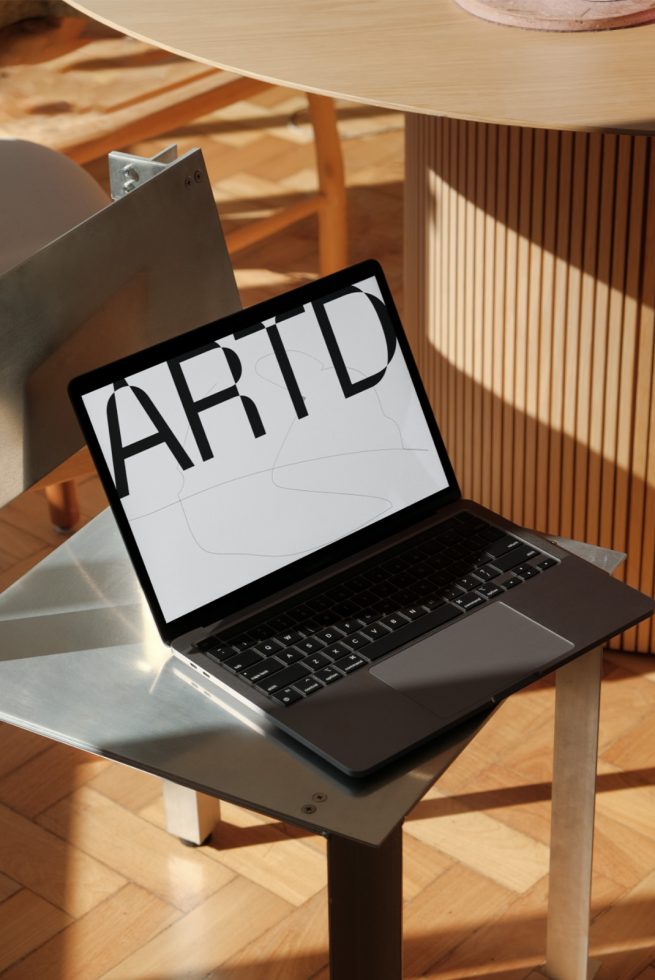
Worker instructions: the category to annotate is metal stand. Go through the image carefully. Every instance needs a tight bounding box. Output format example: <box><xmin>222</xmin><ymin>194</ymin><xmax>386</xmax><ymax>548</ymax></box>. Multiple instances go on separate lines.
<box><xmin>327</xmin><ymin>824</ymin><xmax>403</xmax><ymax>980</ymax></box>
<box><xmin>162</xmin><ymin>781</ymin><xmax>222</xmax><ymax>846</ymax></box>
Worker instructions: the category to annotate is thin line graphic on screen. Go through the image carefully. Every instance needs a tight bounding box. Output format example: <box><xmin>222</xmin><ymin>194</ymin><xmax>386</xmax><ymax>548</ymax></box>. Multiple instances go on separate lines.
<box><xmin>109</xmin><ymin>301</ymin><xmax>437</xmax><ymax>574</ymax></box>
<box><xmin>125</xmin><ymin>351</ymin><xmax>430</xmax><ymax>530</ymax></box>
<box><xmin>125</xmin><ymin>350</ymin><xmax>430</xmax><ymax>560</ymax></box>
<box><xmin>129</xmin><ymin>446</ymin><xmax>424</xmax><ymax>525</ymax></box>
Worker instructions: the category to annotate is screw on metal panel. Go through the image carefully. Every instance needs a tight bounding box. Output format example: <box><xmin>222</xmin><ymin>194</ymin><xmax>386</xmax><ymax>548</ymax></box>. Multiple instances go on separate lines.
<box><xmin>311</xmin><ymin>792</ymin><xmax>327</xmax><ymax>803</ymax></box>
<box><xmin>184</xmin><ymin>175</ymin><xmax>193</xmax><ymax>187</ymax></box>
<box><xmin>194</xmin><ymin>169</ymin><xmax>202</xmax><ymax>182</ymax></box>
<box><xmin>122</xmin><ymin>165</ymin><xmax>139</xmax><ymax>182</ymax></box>
<box><xmin>301</xmin><ymin>804</ymin><xmax>316</xmax><ymax>815</ymax></box>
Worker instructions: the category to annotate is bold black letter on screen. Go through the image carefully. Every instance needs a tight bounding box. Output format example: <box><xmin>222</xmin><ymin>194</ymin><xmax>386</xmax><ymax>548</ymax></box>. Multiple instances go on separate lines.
<box><xmin>106</xmin><ymin>380</ymin><xmax>194</xmax><ymax>499</ymax></box>
<box><xmin>169</xmin><ymin>341</ymin><xmax>265</xmax><ymax>462</ymax></box>
<box><xmin>313</xmin><ymin>287</ymin><xmax>397</xmax><ymax>398</ymax></box>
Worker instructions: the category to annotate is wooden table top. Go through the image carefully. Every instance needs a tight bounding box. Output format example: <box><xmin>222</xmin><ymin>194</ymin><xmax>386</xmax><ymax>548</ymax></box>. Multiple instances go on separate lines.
<box><xmin>68</xmin><ymin>0</ymin><xmax>655</xmax><ymax>133</ymax></box>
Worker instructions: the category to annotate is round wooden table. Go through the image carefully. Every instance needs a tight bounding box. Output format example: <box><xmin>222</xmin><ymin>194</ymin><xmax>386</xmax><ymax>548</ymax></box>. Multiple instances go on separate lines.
<box><xmin>68</xmin><ymin>0</ymin><xmax>655</xmax><ymax>653</ymax></box>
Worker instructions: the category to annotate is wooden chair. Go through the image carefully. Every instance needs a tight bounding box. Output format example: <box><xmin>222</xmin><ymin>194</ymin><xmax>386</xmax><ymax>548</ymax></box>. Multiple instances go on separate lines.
<box><xmin>0</xmin><ymin>7</ymin><xmax>348</xmax><ymax>530</ymax></box>
<box><xmin>0</xmin><ymin>9</ymin><xmax>346</xmax><ymax>276</ymax></box>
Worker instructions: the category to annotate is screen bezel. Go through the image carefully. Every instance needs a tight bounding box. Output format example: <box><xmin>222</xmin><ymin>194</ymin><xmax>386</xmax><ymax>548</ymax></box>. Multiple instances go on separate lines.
<box><xmin>69</xmin><ymin>259</ymin><xmax>461</xmax><ymax>643</ymax></box>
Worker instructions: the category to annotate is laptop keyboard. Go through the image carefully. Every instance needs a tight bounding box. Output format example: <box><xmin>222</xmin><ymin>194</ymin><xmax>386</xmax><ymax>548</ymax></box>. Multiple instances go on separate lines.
<box><xmin>194</xmin><ymin>512</ymin><xmax>558</xmax><ymax>707</ymax></box>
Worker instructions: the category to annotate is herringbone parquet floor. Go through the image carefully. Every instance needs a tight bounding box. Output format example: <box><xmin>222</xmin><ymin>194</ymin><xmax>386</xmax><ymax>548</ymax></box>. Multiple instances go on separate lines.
<box><xmin>1</xmin><ymin>21</ymin><xmax>655</xmax><ymax>980</ymax></box>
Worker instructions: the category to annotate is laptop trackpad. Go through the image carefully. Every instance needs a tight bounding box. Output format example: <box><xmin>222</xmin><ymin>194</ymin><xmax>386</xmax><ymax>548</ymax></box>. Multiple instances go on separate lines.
<box><xmin>370</xmin><ymin>602</ymin><xmax>573</xmax><ymax>719</ymax></box>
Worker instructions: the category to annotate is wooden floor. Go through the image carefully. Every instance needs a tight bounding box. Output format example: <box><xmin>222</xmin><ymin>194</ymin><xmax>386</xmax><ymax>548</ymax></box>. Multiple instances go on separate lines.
<box><xmin>1</xmin><ymin>30</ymin><xmax>655</xmax><ymax>980</ymax></box>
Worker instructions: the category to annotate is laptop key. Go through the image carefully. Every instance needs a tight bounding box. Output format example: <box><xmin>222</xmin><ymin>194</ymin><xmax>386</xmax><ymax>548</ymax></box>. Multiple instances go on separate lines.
<box><xmin>268</xmin><ymin>614</ymin><xmax>294</xmax><ymax>632</ymax></box>
<box><xmin>454</xmin><ymin>512</ymin><xmax>487</xmax><ymax>530</ymax></box>
<box><xmin>473</xmin><ymin>563</ymin><xmax>500</xmax><ymax>581</ymax></box>
<box><xmin>204</xmin><ymin>645</ymin><xmax>238</xmax><ymax>663</ymax></box>
<box><xmin>343</xmin><ymin>632</ymin><xmax>371</xmax><ymax>651</ymax></box>
<box><xmin>315</xmin><ymin>627</ymin><xmax>345</xmax><ymax>644</ymax></box>
<box><xmin>278</xmin><ymin>630</ymin><xmax>304</xmax><ymax>646</ymax></box>
<box><xmin>326</xmin><ymin>585</ymin><xmax>351</xmax><ymax>603</ymax></box>
<box><xmin>241</xmin><ymin>657</ymin><xmax>284</xmax><ymax>683</ymax></box>
<box><xmin>358</xmin><ymin>611</ymin><xmax>378</xmax><ymax>625</ymax></box>
<box><xmin>257</xmin><ymin>662</ymin><xmax>311</xmax><ymax>694</ymax></box>
<box><xmin>225</xmin><ymin>637</ymin><xmax>252</xmax><ymax>651</ymax></box>
<box><xmin>294</xmin><ymin>675</ymin><xmax>323</xmax><ymax>696</ymax></box>
<box><xmin>492</xmin><ymin>544</ymin><xmax>542</xmax><ymax>572</ymax></box>
<box><xmin>425</xmin><ymin>604</ymin><xmax>463</xmax><ymax>627</ymax></box>
<box><xmin>441</xmin><ymin>585</ymin><xmax>465</xmax><ymax>601</ymax></box>
<box><xmin>400</xmin><ymin>605</ymin><xmax>428</xmax><ymax>620</ymax></box>
<box><xmin>538</xmin><ymin>557</ymin><xmax>557</xmax><ymax>570</ymax></box>
<box><xmin>423</xmin><ymin>595</ymin><xmax>446</xmax><ymax>610</ymax></box>
<box><xmin>478</xmin><ymin>524</ymin><xmax>506</xmax><ymax>542</ymax></box>
<box><xmin>334</xmin><ymin>653</ymin><xmax>369</xmax><ymax>674</ymax></box>
<box><xmin>360</xmin><ymin>623</ymin><xmax>392</xmax><ymax>642</ymax></box>
<box><xmin>249</xmin><ymin>624</ymin><xmax>272</xmax><ymax>641</ymax></box>
<box><xmin>297</xmin><ymin>637</ymin><xmax>325</xmax><ymax>655</ymax></box>
<box><xmin>254</xmin><ymin>639</ymin><xmax>283</xmax><ymax>657</ymax></box>
<box><xmin>302</xmin><ymin>652</ymin><xmax>332</xmax><ymax>671</ymax></box>
<box><xmin>457</xmin><ymin>573</ymin><xmax>484</xmax><ymax>592</ymax></box>
<box><xmin>485</xmin><ymin>535</ymin><xmax>522</xmax><ymax>559</ymax></box>
<box><xmin>515</xmin><ymin>564</ymin><xmax>540</xmax><ymax>579</ymax></box>
<box><xmin>380</xmin><ymin>613</ymin><xmax>410</xmax><ymax>631</ymax></box>
<box><xmin>477</xmin><ymin>583</ymin><xmax>504</xmax><ymax>599</ymax></box>
<box><xmin>195</xmin><ymin>636</ymin><xmax>222</xmax><ymax>652</ymax></box>
<box><xmin>276</xmin><ymin>647</ymin><xmax>305</xmax><ymax>666</ymax></box>
<box><xmin>501</xmin><ymin>575</ymin><xmax>523</xmax><ymax>590</ymax></box>
<box><xmin>323</xmin><ymin>641</ymin><xmax>352</xmax><ymax>660</ymax></box>
<box><xmin>453</xmin><ymin>592</ymin><xmax>486</xmax><ymax>611</ymax></box>
<box><xmin>314</xmin><ymin>665</ymin><xmax>343</xmax><ymax>685</ymax></box>
<box><xmin>224</xmin><ymin>649</ymin><xmax>262</xmax><ymax>672</ymax></box>
<box><xmin>272</xmin><ymin>686</ymin><xmax>303</xmax><ymax>706</ymax></box>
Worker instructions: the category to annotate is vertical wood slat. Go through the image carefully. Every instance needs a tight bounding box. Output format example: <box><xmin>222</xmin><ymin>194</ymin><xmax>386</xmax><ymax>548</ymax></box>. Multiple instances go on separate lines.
<box><xmin>523</xmin><ymin>127</ymin><xmax>546</xmax><ymax>533</ymax></box>
<box><xmin>540</xmin><ymin>130</ymin><xmax>561</xmax><ymax>535</ymax></box>
<box><xmin>404</xmin><ymin>115</ymin><xmax>655</xmax><ymax>653</ymax></box>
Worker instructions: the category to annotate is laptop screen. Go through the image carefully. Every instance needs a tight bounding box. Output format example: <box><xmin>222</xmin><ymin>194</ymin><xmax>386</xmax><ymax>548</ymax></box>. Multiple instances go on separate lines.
<box><xmin>74</xmin><ymin>263</ymin><xmax>457</xmax><ymax>630</ymax></box>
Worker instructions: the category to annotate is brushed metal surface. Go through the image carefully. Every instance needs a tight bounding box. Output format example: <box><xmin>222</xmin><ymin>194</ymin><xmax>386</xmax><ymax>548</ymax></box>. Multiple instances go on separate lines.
<box><xmin>0</xmin><ymin>147</ymin><xmax>239</xmax><ymax>504</ymax></box>
<box><xmin>0</xmin><ymin>510</ymin><xmax>621</xmax><ymax>844</ymax></box>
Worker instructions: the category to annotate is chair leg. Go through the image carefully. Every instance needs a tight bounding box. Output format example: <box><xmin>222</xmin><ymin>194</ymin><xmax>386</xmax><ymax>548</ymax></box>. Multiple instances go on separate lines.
<box><xmin>44</xmin><ymin>480</ymin><xmax>80</xmax><ymax>532</ymax></box>
<box><xmin>307</xmin><ymin>93</ymin><xmax>348</xmax><ymax>275</ymax></box>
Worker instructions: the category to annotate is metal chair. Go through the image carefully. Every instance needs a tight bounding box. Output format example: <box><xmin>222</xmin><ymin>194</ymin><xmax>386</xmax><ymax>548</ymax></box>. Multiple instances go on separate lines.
<box><xmin>0</xmin><ymin>139</ymin><xmax>242</xmax><ymax>527</ymax></box>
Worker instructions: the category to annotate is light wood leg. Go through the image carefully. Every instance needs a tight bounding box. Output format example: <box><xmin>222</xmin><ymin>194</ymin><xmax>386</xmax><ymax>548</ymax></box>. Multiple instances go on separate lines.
<box><xmin>162</xmin><ymin>781</ymin><xmax>221</xmax><ymax>846</ymax></box>
<box><xmin>308</xmin><ymin>93</ymin><xmax>348</xmax><ymax>275</ymax></box>
<box><xmin>543</xmin><ymin>647</ymin><xmax>603</xmax><ymax>980</ymax></box>
<box><xmin>44</xmin><ymin>480</ymin><xmax>80</xmax><ymax>531</ymax></box>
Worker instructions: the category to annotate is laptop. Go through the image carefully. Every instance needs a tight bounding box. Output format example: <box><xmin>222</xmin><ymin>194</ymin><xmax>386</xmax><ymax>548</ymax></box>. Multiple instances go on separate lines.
<box><xmin>68</xmin><ymin>259</ymin><xmax>655</xmax><ymax>776</ymax></box>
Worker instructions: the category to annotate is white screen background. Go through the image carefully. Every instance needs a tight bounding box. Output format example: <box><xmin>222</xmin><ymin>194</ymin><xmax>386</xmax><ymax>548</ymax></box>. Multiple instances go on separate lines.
<box><xmin>82</xmin><ymin>276</ymin><xmax>449</xmax><ymax>621</ymax></box>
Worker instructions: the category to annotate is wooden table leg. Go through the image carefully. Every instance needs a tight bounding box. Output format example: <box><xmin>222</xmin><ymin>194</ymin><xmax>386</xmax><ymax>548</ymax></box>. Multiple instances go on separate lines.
<box><xmin>327</xmin><ymin>823</ymin><xmax>403</xmax><ymax>980</ymax></box>
<box><xmin>162</xmin><ymin>780</ymin><xmax>221</xmax><ymax>846</ymax></box>
<box><xmin>542</xmin><ymin>647</ymin><xmax>603</xmax><ymax>980</ymax></box>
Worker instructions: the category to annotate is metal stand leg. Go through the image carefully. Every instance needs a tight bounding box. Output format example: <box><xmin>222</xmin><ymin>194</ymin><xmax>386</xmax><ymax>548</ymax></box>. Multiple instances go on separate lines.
<box><xmin>542</xmin><ymin>647</ymin><xmax>603</xmax><ymax>980</ymax></box>
<box><xmin>162</xmin><ymin>781</ymin><xmax>221</xmax><ymax>846</ymax></box>
<box><xmin>327</xmin><ymin>822</ymin><xmax>403</xmax><ymax>980</ymax></box>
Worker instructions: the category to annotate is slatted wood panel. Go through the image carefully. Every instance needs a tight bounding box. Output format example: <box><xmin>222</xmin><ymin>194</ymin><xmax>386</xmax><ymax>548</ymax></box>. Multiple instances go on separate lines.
<box><xmin>405</xmin><ymin>115</ymin><xmax>655</xmax><ymax>653</ymax></box>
